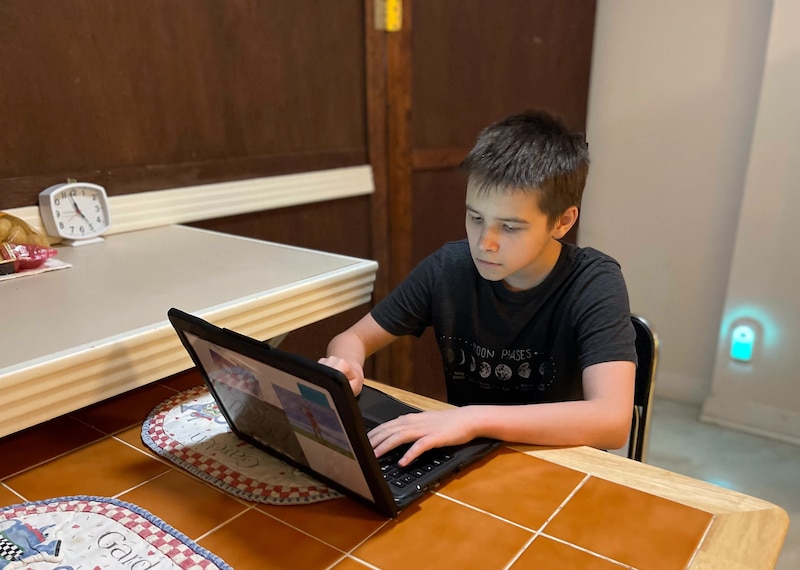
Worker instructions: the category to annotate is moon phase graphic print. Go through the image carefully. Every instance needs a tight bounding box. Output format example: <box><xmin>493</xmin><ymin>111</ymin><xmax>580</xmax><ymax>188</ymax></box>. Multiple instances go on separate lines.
<box><xmin>440</xmin><ymin>336</ymin><xmax>557</xmax><ymax>400</ymax></box>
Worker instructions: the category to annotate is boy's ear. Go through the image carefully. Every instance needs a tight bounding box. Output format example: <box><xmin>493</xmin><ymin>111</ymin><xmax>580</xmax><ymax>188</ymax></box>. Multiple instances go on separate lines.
<box><xmin>551</xmin><ymin>206</ymin><xmax>579</xmax><ymax>238</ymax></box>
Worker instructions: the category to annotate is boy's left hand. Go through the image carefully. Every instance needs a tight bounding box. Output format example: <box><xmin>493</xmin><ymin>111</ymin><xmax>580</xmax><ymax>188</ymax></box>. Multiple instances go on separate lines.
<box><xmin>367</xmin><ymin>408</ymin><xmax>477</xmax><ymax>467</ymax></box>
<box><xmin>317</xmin><ymin>356</ymin><xmax>364</xmax><ymax>396</ymax></box>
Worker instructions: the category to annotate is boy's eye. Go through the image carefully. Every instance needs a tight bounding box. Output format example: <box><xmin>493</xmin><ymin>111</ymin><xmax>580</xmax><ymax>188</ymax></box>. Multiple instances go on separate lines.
<box><xmin>468</xmin><ymin>214</ymin><xmax>483</xmax><ymax>223</ymax></box>
<box><xmin>503</xmin><ymin>224</ymin><xmax>519</xmax><ymax>232</ymax></box>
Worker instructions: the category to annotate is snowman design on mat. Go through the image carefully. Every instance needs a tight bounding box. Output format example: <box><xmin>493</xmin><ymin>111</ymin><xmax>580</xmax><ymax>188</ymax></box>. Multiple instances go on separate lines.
<box><xmin>0</xmin><ymin>519</ymin><xmax>62</xmax><ymax>569</ymax></box>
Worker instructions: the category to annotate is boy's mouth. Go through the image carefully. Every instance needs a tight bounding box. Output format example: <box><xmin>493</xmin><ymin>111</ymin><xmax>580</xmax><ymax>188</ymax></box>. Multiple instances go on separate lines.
<box><xmin>476</xmin><ymin>258</ymin><xmax>501</xmax><ymax>268</ymax></box>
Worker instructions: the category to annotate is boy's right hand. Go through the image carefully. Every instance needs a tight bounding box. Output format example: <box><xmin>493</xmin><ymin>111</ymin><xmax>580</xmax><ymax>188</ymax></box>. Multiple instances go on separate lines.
<box><xmin>318</xmin><ymin>356</ymin><xmax>364</xmax><ymax>396</ymax></box>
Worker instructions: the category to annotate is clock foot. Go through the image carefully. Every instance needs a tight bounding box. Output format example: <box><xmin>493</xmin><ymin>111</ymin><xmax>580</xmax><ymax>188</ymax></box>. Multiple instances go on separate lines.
<box><xmin>62</xmin><ymin>237</ymin><xmax>105</xmax><ymax>247</ymax></box>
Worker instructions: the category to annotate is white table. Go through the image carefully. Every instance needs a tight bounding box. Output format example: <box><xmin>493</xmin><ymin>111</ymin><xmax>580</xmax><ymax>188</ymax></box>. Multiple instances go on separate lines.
<box><xmin>1</xmin><ymin>225</ymin><xmax>377</xmax><ymax>437</ymax></box>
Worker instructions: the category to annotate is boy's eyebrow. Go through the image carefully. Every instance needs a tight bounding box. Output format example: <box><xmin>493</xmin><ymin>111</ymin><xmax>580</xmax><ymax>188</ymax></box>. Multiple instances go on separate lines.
<box><xmin>465</xmin><ymin>204</ymin><xmax>530</xmax><ymax>225</ymax></box>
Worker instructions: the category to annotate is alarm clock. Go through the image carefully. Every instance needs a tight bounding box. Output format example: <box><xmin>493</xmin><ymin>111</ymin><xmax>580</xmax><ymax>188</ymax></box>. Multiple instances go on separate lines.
<box><xmin>38</xmin><ymin>181</ymin><xmax>112</xmax><ymax>245</ymax></box>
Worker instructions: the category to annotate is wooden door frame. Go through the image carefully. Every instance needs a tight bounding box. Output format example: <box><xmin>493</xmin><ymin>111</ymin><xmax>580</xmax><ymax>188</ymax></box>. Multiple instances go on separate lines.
<box><xmin>364</xmin><ymin>0</ymin><xmax>416</xmax><ymax>389</ymax></box>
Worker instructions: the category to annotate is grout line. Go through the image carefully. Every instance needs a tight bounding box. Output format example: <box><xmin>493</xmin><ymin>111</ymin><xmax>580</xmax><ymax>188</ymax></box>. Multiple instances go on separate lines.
<box><xmin>0</xmin><ymin>434</ymin><xmax>107</xmax><ymax>482</ymax></box>
<box><xmin>535</xmin><ymin>473</ymin><xmax>592</xmax><ymax>533</ymax></box>
<box><xmin>111</xmin><ymin>427</ymin><xmax>264</xmax><ymax>510</ymax></box>
<box><xmin>328</xmin><ymin>554</ymin><xmax>383</xmax><ymax>570</ymax></box>
<box><xmin>109</xmin><ymin>432</ymin><xmax>260</xmax><ymax>510</ymax></box>
<box><xmin>195</xmin><ymin>503</ymin><xmax>380</xmax><ymax>557</ymax></box>
<box><xmin>192</xmin><ymin>508</ymin><xmax>253</xmax><ymax>542</ymax></box>
<box><xmin>249</xmin><ymin>504</ymin><xmax>378</xmax><ymax>556</ymax></box>
<box><xmin>434</xmin><ymin>472</ymin><xmax>593</xmax><ymax>536</ymax></box>
<box><xmin>437</xmin><ymin>473</ymin><xmax>637</xmax><ymax>570</ymax></box>
<box><xmin>112</xmin><ymin>470</ymin><xmax>171</xmax><ymax>499</ymax></box>
<box><xmin>324</xmin><ymin>554</ymin><xmax>350</xmax><ymax>570</ymax></box>
<box><xmin>433</xmin><ymin>492</ymin><xmax>540</xmax><ymax>534</ymax></box>
<box><xmin>0</xmin><ymin>482</ymin><xmax>29</xmax><ymax>505</ymax></box>
<box><xmin>67</xmin><ymin>412</ymin><xmax>121</xmax><ymax>436</ymax></box>
<box><xmin>111</xmin><ymin>432</ymin><xmax>180</xmax><ymax>468</ymax></box>
<box><xmin>685</xmin><ymin>514</ymin><xmax>716</xmax><ymax>568</ymax></box>
<box><xmin>502</xmin><ymin>535</ymin><xmax>539</xmax><ymax>570</ymax></box>
<box><xmin>531</xmin><ymin>475</ymin><xmax>636</xmax><ymax>567</ymax></box>
<box><xmin>537</xmin><ymin>532</ymin><xmax>634</xmax><ymax>568</ymax></box>
<box><xmin>337</xmin><ymin>519</ymin><xmax>393</xmax><ymax>556</ymax></box>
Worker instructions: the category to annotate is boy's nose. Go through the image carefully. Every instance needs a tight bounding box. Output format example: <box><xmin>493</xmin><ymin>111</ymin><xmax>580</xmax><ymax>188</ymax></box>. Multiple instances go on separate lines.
<box><xmin>478</xmin><ymin>229</ymin><xmax>498</xmax><ymax>252</ymax></box>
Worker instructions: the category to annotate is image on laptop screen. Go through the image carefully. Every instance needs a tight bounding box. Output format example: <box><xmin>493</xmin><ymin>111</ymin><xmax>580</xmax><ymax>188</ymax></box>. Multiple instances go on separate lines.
<box><xmin>184</xmin><ymin>331</ymin><xmax>375</xmax><ymax>502</ymax></box>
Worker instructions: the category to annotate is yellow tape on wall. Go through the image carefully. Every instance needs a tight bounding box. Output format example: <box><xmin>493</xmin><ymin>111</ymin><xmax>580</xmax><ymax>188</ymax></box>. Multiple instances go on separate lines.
<box><xmin>375</xmin><ymin>0</ymin><xmax>402</xmax><ymax>32</ymax></box>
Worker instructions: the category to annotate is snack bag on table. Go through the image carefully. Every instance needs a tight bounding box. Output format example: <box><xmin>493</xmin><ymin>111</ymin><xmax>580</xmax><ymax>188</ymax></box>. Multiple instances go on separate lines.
<box><xmin>0</xmin><ymin>212</ymin><xmax>58</xmax><ymax>275</ymax></box>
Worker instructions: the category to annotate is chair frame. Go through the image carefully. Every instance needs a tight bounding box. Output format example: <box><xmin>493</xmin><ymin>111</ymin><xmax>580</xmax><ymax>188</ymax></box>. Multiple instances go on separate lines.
<box><xmin>628</xmin><ymin>314</ymin><xmax>660</xmax><ymax>462</ymax></box>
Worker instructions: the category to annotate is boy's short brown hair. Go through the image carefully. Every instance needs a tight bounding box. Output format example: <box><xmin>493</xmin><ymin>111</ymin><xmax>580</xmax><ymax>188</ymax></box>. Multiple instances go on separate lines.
<box><xmin>461</xmin><ymin>110</ymin><xmax>589</xmax><ymax>227</ymax></box>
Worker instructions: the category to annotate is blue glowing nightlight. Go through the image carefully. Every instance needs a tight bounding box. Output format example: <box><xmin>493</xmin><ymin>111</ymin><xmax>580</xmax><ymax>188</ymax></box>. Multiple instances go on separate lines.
<box><xmin>730</xmin><ymin>324</ymin><xmax>756</xmax><ymax>362</ymax></box>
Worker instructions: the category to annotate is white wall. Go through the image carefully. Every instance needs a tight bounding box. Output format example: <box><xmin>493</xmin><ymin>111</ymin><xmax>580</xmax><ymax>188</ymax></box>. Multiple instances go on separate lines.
<box><xmin>580</xmin><ymin>1</ymin><xmax>773</xmax><ymax>404</ymax></box>
<box><xmin>701</xmin><ymin>0</ymin><xmax>800</xmax><ymax>444</ymax></box>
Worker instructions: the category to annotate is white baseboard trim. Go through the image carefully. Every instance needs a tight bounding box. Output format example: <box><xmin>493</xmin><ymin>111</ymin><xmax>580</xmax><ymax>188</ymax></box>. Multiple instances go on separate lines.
<box><xmin>6</xmin><ymin>164</ymin><xmax>374</xmax><ymax>240</ymax></box>
<box><xmin>701</xmin><ymin>395</ymin><xmax>800</xmax><ymax>446</ymax></box>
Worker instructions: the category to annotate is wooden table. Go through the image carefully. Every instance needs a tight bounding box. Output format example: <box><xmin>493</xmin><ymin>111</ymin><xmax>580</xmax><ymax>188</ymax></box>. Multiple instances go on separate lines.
<box><xmin>366</xmin><ymin>380</ymin><xmax>790</xmax><ymax>569</ymax></box>
<box><xmin>0</xmin><ymin>226</ymin><xmax>377</xmax><ymax>437</ymax></box>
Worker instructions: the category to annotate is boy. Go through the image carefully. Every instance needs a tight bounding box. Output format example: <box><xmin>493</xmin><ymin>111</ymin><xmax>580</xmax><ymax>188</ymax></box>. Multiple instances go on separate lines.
<box><xmin>320</xmin><ymin>110</ymin><xmax>637</xmax><ymax>467</ymax></box>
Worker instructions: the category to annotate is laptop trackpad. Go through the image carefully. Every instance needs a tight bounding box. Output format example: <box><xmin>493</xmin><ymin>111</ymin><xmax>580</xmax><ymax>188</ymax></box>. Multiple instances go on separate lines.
<box><xmin>358</xmin><ymin>385</ymin><xmax>420</xmax><ymax>425</ymax></box>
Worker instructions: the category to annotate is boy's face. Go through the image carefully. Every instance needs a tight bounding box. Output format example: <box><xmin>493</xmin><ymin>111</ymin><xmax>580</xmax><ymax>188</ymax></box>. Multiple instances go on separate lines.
<box><xmin>465</xmin><ymin>181</ymin><xmax>574</xmax><ymax>291</ymax></box>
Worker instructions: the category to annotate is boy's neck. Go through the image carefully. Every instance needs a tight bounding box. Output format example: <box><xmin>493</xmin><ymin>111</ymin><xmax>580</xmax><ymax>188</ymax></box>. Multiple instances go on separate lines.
<box><xmin>502</xmin><ymin>239</ymin><xmax>563</xmax><ymax>292</ymax></box>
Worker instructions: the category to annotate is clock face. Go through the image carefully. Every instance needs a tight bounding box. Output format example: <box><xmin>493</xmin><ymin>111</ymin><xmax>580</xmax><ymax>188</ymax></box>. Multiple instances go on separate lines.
<box><xmin>39</xmin><ymin>182</ymin><xmax>111</xmax><ymax>241</ymax></box>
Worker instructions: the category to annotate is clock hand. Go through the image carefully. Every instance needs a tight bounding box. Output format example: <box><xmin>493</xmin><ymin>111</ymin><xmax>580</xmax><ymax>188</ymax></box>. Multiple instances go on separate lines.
<box><xmin>69</xmin><ymin>195</ymin><xmax>92</xmax><ymax>223</ymax></box>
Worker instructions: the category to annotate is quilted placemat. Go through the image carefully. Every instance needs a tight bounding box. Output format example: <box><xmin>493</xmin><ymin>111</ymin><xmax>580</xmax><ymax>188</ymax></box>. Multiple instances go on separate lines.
<box><xmin>0</xmin><ymin>495</ymin><xmax>230</xmax><ymax>569</ymax></box>
<box><xmin>142</xmin><ymin>386</ymin><xmax>342</xmax><ymax>505</ymax></box>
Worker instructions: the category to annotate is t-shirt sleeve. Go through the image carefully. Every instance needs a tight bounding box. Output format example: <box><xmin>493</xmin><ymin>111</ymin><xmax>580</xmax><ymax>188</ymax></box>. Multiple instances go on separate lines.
<box><xmin>370</xmin><ymin>250</ymin><xmax>442</xmax><ymax>337</ymax></box>
<box><xmin>572</xmin><ymin>258</ymin><xmax>638</xmax><ymax>370</ymax></box>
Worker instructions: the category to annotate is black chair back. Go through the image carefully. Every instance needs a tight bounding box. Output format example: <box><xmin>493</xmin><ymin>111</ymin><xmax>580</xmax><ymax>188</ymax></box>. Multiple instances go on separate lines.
<box><xmin>628</xmin><ymin>315</ymin><xmax>659</xmax><ymax>462</ymax></box>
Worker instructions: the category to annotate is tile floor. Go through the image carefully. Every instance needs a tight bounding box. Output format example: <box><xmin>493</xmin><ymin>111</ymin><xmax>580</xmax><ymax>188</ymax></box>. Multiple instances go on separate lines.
<box><xmin>0</xmin><ymin>371</ymin><xmax>795</xmax><ymax>569</ymax></box>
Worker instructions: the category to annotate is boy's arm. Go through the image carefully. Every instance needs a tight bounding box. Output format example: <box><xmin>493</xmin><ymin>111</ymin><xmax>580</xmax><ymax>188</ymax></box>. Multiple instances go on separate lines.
<box><xmin>319</xmin><ymin>313</ymin><xmax>398</xmax><ymax>395</ymax></box>
<box><xmin>368</xmin><ymin>360</ymin><xmax>635</xmax><ymax>466</ymax></box>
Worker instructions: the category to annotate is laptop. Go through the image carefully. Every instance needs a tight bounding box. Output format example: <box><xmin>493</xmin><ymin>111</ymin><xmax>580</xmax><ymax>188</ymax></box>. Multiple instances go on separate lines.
<box><xmin>167</xmin><ymin>308</ymin><xmax>500</xmax><ymax>518</ymax></box>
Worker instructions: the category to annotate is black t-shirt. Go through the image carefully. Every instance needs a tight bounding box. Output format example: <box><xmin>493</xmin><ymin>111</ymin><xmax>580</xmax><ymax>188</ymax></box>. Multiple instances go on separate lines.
<box><xmin>371</xmin><ymin>240</ymin><xmax>637</xmax><ymax>405</ymax></box>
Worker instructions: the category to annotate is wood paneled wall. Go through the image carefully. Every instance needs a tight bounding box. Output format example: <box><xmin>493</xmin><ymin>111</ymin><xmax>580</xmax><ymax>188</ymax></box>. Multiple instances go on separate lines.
<box><xmin>0</xmin><ymin>0</ymin><xmax>367</xmax><ymax>204</ymax></box>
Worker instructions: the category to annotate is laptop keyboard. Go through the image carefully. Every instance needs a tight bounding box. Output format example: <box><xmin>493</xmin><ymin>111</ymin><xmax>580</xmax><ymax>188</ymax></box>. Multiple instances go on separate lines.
<box><xmin>362</xmin><ymin>418</ymin><xmax>457</xmax><ymax>489</ymax></box>
<box><xmin>377</xmin><ymin>445</ymin><xmax>455</xmax><ymax>488</ymax></box>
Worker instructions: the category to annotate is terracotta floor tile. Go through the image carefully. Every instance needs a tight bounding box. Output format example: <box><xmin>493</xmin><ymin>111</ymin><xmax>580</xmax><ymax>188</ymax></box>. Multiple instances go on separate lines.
<box><xmin>438</xmin><ymin>447</ymin><xmax>586</xmax><ymax>530</ymax></box>
<box><xmin>544</xmin><ymin>476</ymin><xmax>713</xmax><ymax>570</ymax></box>
<box><xmin>512</xmin><ymin>535</ymin><xmax>627</xmax><ymax>569</ymax></box>
<box><xmin>70</xmin><ymin>382</ymin><xmax>180</xmax><ymax>434</ymax></box>
<box><xmin>3</xmin><ymin>437</ymin><xmax>170</xmax><ymax>501</ymax></box>
<box><xmin>116</xmin><ymin>425</ymin><xmax>158</xmax><ymax>455</ymax></box>
<box><xmin>353</xmin><ymin>493</ymin><xmax>532</xmax><ymax>570</ymax></box>
<box><xmin>0</xmin><ymin>414</ymin><xmax>105</xmax><ymax>479</ymax></box>
<box><xmin>159</xmin><ymin>368</ymin><xmax>204</xmax><ymax>392</ymax></box>
<box><xmin>198</xmin><ymin>508</ymin><xmax>344</xmax><ymax>569</ymax></box>
<box><xmin>0</xmin><ymin>485</ymin><xmax>24</xmax><ymax>508</ymax></box>
<box><xmin>118</xmin><ymin>469</ymin><xmax>249</xmax><ymax>539</ymax></box>
<box><xmin>257</xmin><ymin>496</ymin><xmax>388</xmax><ymax>551</ymax></box>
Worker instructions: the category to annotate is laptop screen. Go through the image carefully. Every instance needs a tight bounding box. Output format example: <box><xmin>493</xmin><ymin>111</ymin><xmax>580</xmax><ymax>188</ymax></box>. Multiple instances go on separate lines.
<box><xmin>184</xmin><ymin>331</ymin><xmax>375</xmax><ymax>502</ymax></box>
